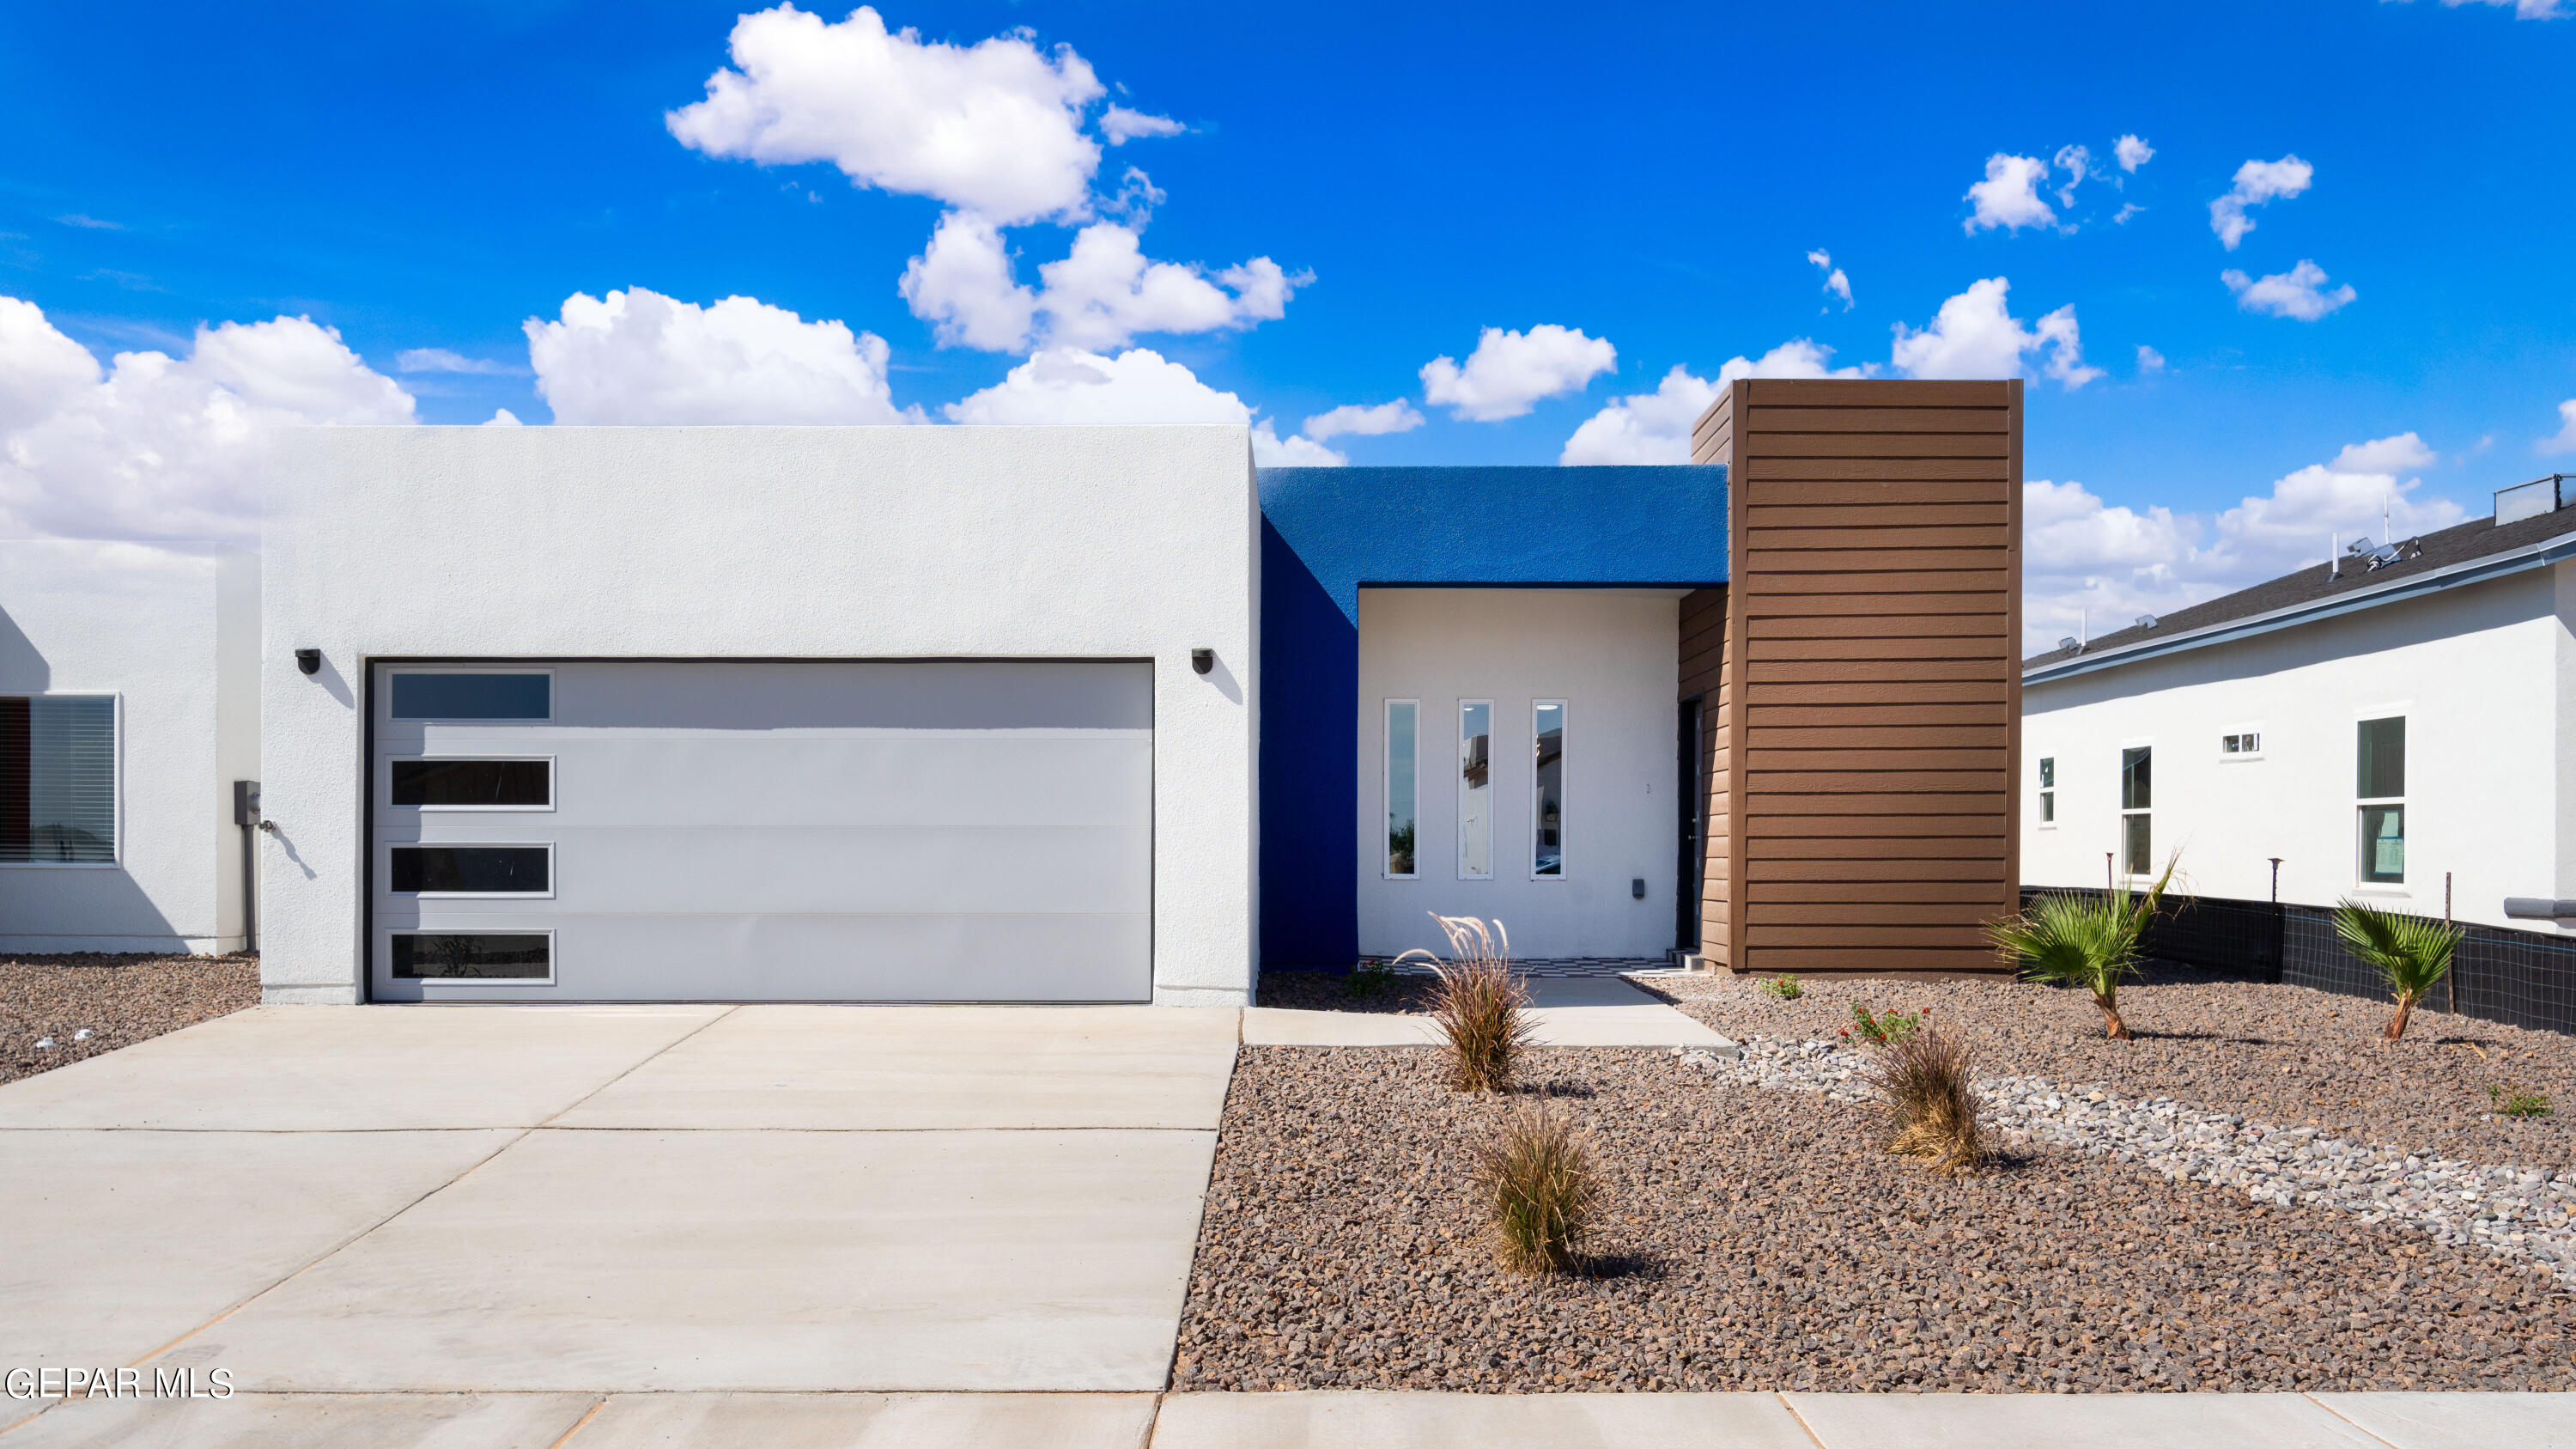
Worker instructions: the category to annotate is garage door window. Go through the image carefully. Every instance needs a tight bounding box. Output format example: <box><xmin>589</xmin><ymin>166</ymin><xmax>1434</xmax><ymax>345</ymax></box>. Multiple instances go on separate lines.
<box><xmin>392</xmin><ymin>844</ymin><xmax>551</xmax><ymax>895</ymax></box>
<box><xmin>392</xmin><ymin>932</ymin><xmax>551</xmax><ymax>981</ymax></box>
<box><xmin>392</xmin><ymin>758</ymin><xmax>551</xmax><ymax>809</ymax></box>
<box><xmin>390</xmin><ymin>672</ymin><xmax>550</xmax><ymax>721</ymax></box>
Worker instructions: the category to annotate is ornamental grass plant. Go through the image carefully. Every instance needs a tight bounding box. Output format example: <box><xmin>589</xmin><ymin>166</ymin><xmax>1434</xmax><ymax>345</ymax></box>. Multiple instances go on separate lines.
<box><xmin>1396</xmin><ymin>914</ymin><xmax>1534</xmax><ymax>1093</ymax></box>
<box><xmin>1473</xmin><ymin>1097</ymin><xmax>1600</xmax><ymax>1274</ymax></box>
<box><xmin>1986</xmin><ymin>853</ymin><xmax>2179</xmax><ymax>1040</ymax></box>
<box><xmin>2332</xmin><ymin>899</ymin><xmax>2464</xmax><ymax>1041</ymax></box>
<box><xmin>1862</xmin><ymin>1021</ymin><xmax>1988</xmax><ymax>1176</ymax></box>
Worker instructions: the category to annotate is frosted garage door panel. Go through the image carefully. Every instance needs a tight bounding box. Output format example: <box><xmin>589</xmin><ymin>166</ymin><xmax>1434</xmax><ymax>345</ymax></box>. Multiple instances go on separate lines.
<box><xmin>374</xmin><ymin>911</ymin><xmax>1151</xmax><ymax>1003</ymax></box>
<box><xmin>370</xmin><ymin>661</ymin><xmax>1155</xmax><ymax>1002</ymax></box>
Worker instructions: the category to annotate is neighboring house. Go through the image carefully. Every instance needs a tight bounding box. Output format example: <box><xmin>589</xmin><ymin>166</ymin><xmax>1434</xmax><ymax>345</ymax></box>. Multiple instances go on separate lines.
<box><xmin>13</xmin><ymin>376</ymin><xmax>2024</xmax><ymax>1004</ymax></box>
<box><xmin>2021</xmin><ymin>472</ymin><xmax>2576</xmax><ymax>935</ymax></box>
<box><xmin>0</xmin><ymin>539</ymin><xmax>259</xmax><ymax>955</ymax></box>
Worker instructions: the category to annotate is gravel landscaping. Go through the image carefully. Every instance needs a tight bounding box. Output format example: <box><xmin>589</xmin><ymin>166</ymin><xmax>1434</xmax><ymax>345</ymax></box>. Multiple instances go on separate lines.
<box><xmin>1642</xmin><ymin>967</ymin><xmax>2576</xmax><ymax>1168</ymax></box>
<box><xmin>1257</xmin><ymin>965</ymin><xmax>1440</xmax><ymax>1014</ymax></box>
<box><xmin>0</xmin><ymin>953</ymin><xmax>259</xmax><ymax>1085</ymax></box>
<box><xmin>1175</xmin><ymin>1045</ymin><xmax>2575</xmax><ymax>1393</ymax></box>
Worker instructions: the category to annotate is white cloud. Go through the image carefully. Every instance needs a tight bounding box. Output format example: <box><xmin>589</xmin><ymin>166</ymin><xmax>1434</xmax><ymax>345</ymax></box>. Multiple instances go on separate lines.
<box><xmin>1560</xmin><ymin>366</ymin><xmax>1720</xmax><ymax>466</ymax></box>
<box><xmin>1558</xmin><ymin>342</ymin><xmax>1862</xmax><ymax>465</ymax></box>
<box><xmin>1807</xmin><ymin>249</ymin><xmax>1852</xmax><ymax>309</ymax></box>
<box><xmin>1303</xmin><ymin>399</ymin><xmax>1423</xmax><ymax>442</ymax></box>
<box><xmin>1889</xmin><ymin>277</ymin><xmax>2101</xmax><ymax>390</ymax></box>
<box><xmin>2209</xmin><ymin>155</ymin><xmax>2313</xmax><ymax>250</ymax></box>
<box><xmin>2222</xmin><ymin>259</ymin><xmax>2356</xmax><ymax>320</ymax></box>
<box><xmin>2052</xmin><ymin>144</ymin><xmax>2093</xmax><ymax>207</ymax></box>
<box><xmin>899</xmin><ymin>211</ymin><xmax>1303</xmax><ymax>353</ymax></box>
<box><xmin>2113</xmin><ymin>202</ymin><xmax>2143</xmax><ymax>224</ymax></box>
<box><xmin>1101</xmin><ymin>105</ymin><xmax>1183</xmax><ymax>144</ymax></box>
<box><xmin>2020</xmin><ymin>433</ymin><xmax>2465</xmax><ymax>652</ymax></box>
<box><xmin>2411</xmin><ymin>0</ymin><xmax>2568</xmax><ymax>17</ymax></box>
<box><xmin>1036</xmin><ymin>222</ymin><xmax>1303</xmax><ymax>351</ymax></box>
<box><xmin>483</xmin><ymin>408</ymin><xmax>523</xmax><ymax>426</ymax></box>
<box><xmin>2537</xmin><ymin>399</ymin><xmax>2576</xmax><ymax>454</ymax></box>
<box><xmin>0</xmin><ymin>294</ymin><xmax>415</xmax><ymax>540</ymax></box>
<box><xmin>2136</xmin><ymin>344</ymin><xmax>2166</xmax><ymax>374</ymax></box>
<box><xmin>1419</xmin><ymin>325</ymin><xmax>1616</xmax><ymax>422</ymax></box>
<box><xmin>898</xmin><ymin>211</ymin><xmax>1037</xmax><ymax>351</ymax></box>
<box><xmin>396</xmin><ymin>347</ymin><xmax>520</xmax><ymax>375</ymax></box>
<box><xmin>942</xmin><ymin>344</ymin><xmax>1246</xmax><ymax>425</ymax></box>
<box><xmin>665</xmin><ymin>4</ymin><xmax>1106</xmax><ymax>226</ymax></box>
<box><xmin>1965</xmin><ymin>154</ymin><xmax>2055</xmax><ymax>233</ymax></box>
<box><xmin>1253</xmin><ymin>423</ymin><xmax>1344</xmax><ymax>466</ymax></box>
<box><xmin>2114</xmin><ymin>134</ymin><xmax>2154</xmax><ymax>172</ymax></box>
<box><xmin>525</xmin><ymin>287</ymin><xmax>907</xmax><ymax>425</ymax></box>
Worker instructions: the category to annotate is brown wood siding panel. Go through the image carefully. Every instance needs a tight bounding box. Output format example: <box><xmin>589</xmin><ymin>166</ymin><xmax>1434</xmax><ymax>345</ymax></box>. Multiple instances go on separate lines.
<box><xmin>1677</xmin><ymin>585</ymin><xmax>1730</xmax><ymax>965</ymax></box>
<box><xmin>1701</xmin><ymin>377</ymin><xmax>2020</xmax><ymax>976</ymax></box>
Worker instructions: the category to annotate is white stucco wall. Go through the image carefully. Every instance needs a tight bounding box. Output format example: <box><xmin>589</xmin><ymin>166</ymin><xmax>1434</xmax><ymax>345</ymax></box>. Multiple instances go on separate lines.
<box><xmin>1355</xmin><ymin>588</ymin><xmax>1681</xmax><ymax>960</ymax></box>
<box><xmin>0</xmin><ymin>540</ymin><xmax>257</xmax><ymax>953</ymax></box>
<box><xmin>2022</xmin><ymin>564</ymin><xmax>2567</xmax><ymax>932</ymax></box>
<box><xmin>262</xmin><ymin>425</ymin><xmax>1259</xmax><ymax>1006</ymax></box>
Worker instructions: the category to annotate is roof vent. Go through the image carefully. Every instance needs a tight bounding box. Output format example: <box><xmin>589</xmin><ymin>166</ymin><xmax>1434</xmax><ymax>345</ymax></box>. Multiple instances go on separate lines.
<box><xmin>2057</xmin><ymin>636</ymin><xmax>2081</xmax><ymax>654</ymax></box>
<box><xmin>2496</xmin><ymin>473</ymin><xmax>2570</xmax><ymax>527</ymax></box>
<box><xmin>2134</xmin><ymin>613</ymin><xmax>2158</xmax><ymax>630</ymax></box>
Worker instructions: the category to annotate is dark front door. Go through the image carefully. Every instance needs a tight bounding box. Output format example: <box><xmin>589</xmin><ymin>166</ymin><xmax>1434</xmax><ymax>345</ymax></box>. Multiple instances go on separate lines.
<box><xmin>1675</xmin><ymin>696</ymin><xmax>1704</xmax><ymax>953</ymax></box>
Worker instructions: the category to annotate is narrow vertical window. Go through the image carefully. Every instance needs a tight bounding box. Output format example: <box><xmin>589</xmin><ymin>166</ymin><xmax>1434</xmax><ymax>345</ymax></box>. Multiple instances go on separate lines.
<box><xmin>2038</xmin><ymin>756</ymin><xmax>2056</xmax><ymax>825</ymax></box>
<box><xmin>0</xmin><ymin>695</ymin><xmax>117</xmax><ymax>864</ymax></box>
<box><xmin>1458</xmin><ymin>701</ymin><xmax>1492</xmax><ymax>880</ymax></box>
<box><xmin>2119</xmin><ymin>746</ymin><xmax>2152</xmax><ymax>877</ymax></box>
<box><xmin>1384</xmin><ymin>701</ymin><xmax>1418</xmax><ymax>878</ymax></box>
<box><xmin>1531</xmin><ymin>701</ymin><xmax>1565</xmax><ymax>876</ymax></box>
<box><xmin>2357</xmin><ymin>716</ymin><xmax>2406</xmax><ymax>885</ymax></box>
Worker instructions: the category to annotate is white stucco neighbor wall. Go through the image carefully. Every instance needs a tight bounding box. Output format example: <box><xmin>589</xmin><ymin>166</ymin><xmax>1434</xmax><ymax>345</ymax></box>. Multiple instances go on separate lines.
<box><xmin>1355</xmin><ymin>588</ymin><xmax>1680</xmax><ymax>961</ymax></box>
<box><xmin>2022</xmin><ymin>565</ymin><xmax>2567</xmax><ymax>933</ymax></box>
<box><xmin>262</xmin><ymin>425</ymin><xmax>1259</xmax><ymax>1006</ymax></box>
<box><xmin>0</xmin><ymin>540</ymin><xmax>258</xmax><ymax>953</ymax></box>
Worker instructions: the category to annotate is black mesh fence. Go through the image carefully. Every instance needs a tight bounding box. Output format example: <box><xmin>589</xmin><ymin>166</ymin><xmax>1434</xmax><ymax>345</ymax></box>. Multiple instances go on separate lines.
<box><xmin>2016</xmin><ymin>887</ymin><xmax>2576</xmax><ymax>1037</ymax></box>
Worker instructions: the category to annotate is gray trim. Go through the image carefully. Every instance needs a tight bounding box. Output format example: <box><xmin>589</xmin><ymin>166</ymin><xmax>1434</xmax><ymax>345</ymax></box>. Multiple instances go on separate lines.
<box><xmin>2028</xmin><ymin>526</ymin><xmax>2576</xmax><ymax>685</ymax></box>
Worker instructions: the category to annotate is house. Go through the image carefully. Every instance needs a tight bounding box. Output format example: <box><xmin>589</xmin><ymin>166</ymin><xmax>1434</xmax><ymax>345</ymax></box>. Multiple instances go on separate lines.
<box><xmin>2021</xmin><ymin>472</ymin><xmax>2576</xmax><ymax>936</ymax></box>
<box><xmin>7</xmin><ymin>377</ymin><xmax>2022</xmax><ymax>1004</ymax></box>
<box><xmin>0</xmin><ymin>539</ymin><xmax>259</xmax><ymax>955</ymax></box>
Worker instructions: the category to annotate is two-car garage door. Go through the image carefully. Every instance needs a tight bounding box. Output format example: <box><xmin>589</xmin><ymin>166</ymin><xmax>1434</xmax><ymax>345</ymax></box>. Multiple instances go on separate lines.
<box><xmin>369</xmin><ymin>661</ymin><xmax>1152</xmax><ymax>1002</ymax></box>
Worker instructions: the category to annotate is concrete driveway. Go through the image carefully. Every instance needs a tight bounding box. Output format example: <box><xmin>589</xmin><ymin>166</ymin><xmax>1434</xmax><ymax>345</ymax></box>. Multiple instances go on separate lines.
<box><xmin>0</xmin><ymin>1002</ymin><xmax>1235</xmax><ymax>1435</ymax></box>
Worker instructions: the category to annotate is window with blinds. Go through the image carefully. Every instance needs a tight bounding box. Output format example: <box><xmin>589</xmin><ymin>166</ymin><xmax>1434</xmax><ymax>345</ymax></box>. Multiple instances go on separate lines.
<box><xmin>1</xmin><ymin>696</ymin><xmax>117</xmax><ymax>864</ymax></box>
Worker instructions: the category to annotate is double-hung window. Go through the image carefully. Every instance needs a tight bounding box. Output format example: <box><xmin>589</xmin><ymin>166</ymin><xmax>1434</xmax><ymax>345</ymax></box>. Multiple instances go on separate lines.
<box><xmin>2037</xmin><ymin>756</ymin><xmax>2056</xmax><ymax>826</ymax></box>
<box><xmin>2357</xmin><ymin>716</ymin><xmax>2406</xmax><ymax>885</ymax></box>
<box><xmin>1</xmin><ymin>695</ymin><xmax>116</xmax><ymax>865</ymax></box>
<box><xmin>2119</xmin><ymin>746</ymin><xmax>2152</xmax><ymax>878</ymax></box>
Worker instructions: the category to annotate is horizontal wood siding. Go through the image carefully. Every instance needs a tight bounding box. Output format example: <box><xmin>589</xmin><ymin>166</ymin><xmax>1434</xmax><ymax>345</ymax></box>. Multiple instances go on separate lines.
<box><xmin>1710</xmin><ymin>378</ymin><xmax>2020</xmax><ymax>976</ymax></box>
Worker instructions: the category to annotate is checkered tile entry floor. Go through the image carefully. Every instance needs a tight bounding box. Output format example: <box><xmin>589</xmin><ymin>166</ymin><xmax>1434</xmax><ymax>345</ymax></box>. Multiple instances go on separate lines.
<box><xmin>1377</xmin><ymin>956</ymin><xmax>1690</xmax><ymax>979</ymax></box>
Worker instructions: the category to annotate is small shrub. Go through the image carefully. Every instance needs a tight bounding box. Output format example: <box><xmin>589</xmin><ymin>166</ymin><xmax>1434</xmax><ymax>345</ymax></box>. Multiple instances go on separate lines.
<box><xmin>1473</xmin><ymin>1098</ymin><xmax>1600</xmax><ymax>1274</ymax></box>
<box><xmin>1344</xmin><ymin>958</ymin><xmax>1399</xmax><ymax>1001</ymax></box>
<box><xmin>1862</xmin><ymin>1022</ymin><xmax>1988</xmax><ymax>1176</ymax></box>
<box><xmin>1845</xmin><ymin>1002</ymin><xmax>1925</xmax><ymax>1045</ymax></box>
<box><xmin>1759</xmin><ymin>972</ymin><xmax>1803</xmax><ymax>1001</ymax></box>
<box><xmin>1395</xmin><ymin>914</ymin><xmax>1533</xmax><ymax>1093</ymax></box>
<box><xmin>2488</xmin><ymin>1082</ymin><xmax>2553</xmax><ymax>1119</ymax></box>
<box><xmin>1987</xmin><ymin>852</ymin><xmax>2179</xmax><ymax>1039</ymax></box>
<box><xmin>2333</xmin><ymin>899</ymin><xmax>2464</xmax><ymax>1041</ymax></box>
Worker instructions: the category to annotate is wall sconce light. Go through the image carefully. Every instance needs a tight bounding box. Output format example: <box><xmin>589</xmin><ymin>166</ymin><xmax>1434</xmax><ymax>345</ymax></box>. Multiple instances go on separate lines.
<box><xmin>295</xmin><ymin>648</ymin><xmax>321</xmax><ymax>676</ymax></box>
<box><xmin>1190</xmin><ymin>648</ymin><xmax>1214</xmax><ymax>676</ymax></box>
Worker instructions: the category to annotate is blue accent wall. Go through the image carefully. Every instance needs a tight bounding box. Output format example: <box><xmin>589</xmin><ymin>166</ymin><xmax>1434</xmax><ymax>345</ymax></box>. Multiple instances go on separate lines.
<box><xmin>1256</xmin><ymin>466</ymin><xmax>1728</xmax><ymax>968</ymax></box>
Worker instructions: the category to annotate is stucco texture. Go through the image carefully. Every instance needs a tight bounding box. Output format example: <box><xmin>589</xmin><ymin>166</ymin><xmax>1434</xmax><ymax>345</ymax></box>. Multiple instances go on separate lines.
<box><xmin>261</xmin><ymin>425</ymin><xmax>1259</xmax><ymax>1005</ymax></box>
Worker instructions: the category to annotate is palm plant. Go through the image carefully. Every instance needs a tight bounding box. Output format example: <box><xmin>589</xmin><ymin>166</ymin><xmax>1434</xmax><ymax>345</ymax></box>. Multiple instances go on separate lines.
<box><xmin>1986</xmin><ymin>853</ymin><xmax>2178</xmax><ymax>1040</ymax></box>
<box><xmin>2332</xmin><ymin>899</ymin><xmax>2462</xmax><ymax>1041</ymax></box>
<box><xmin>1394</xmin><ymin>914</ymin><xmax>1533</xmax><ymax>1093</ymax></box>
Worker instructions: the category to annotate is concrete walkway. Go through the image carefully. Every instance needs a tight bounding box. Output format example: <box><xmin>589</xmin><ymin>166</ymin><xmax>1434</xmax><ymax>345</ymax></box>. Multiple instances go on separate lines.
<box><xmin>7</xmin><ymin>1389</ymin><xmax>2566</xmax><ymax>1446</ymax></box>
<box><xmin>1243</xmin><ymin>974</ymin><xmax>1729</xmax><ymax>1047</ymax></box>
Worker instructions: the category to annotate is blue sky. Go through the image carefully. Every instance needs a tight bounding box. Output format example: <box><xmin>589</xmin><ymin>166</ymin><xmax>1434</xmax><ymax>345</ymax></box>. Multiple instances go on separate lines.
<box><xmin>2</xmin><ymin>1</ymin><xmax>2570</xmax><ymax>643</ymax></box>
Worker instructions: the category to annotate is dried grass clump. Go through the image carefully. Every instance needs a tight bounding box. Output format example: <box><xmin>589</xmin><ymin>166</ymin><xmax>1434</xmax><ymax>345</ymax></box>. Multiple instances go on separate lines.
<box><xmin>1863</xmin><ymin>1022</ymin><xmax>1989</xmax><ymax>1176</ymax></box>
<box><xmin>1473</xmin><ymin>1098</ymin><xmax>1599</xmax><ymax>1274</ymax></box>
<box><xmin>1396</xmin><ymin>914</ymin><xmax>1532</xmax><ymax>1093</ymax></box>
